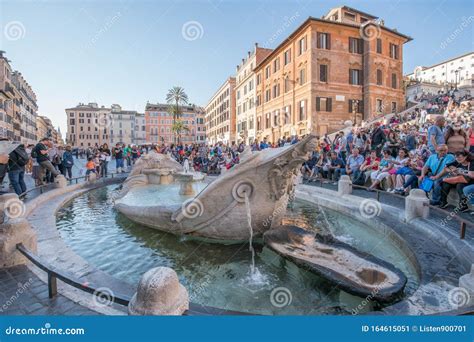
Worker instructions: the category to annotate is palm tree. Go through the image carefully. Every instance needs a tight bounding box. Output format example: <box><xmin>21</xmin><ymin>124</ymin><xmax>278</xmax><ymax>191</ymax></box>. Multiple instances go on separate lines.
<box><xmin>172</xmin><ymin>120</ymin><xmax>190</xmax><ymax>144</ymax></box>
<box><xmin>166</xmin><ymin>86</ymin><xmax>189</xmax><ymax>124</ymax></box>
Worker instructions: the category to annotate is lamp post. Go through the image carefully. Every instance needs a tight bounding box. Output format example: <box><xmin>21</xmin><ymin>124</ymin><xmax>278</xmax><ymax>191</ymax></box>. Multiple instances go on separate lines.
<box><xmin>455</xmin><ymin>69</ymin><xmax>459</xmax><ymax>90</ymax></box>
<box><xmin>352</xmin><ymin>99</ymin><xmax>359</xmax><ymax>126</ymax></box>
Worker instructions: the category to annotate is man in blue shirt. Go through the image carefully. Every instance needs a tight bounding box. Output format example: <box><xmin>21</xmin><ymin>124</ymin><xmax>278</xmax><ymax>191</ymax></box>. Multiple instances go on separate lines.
<box><xmin>420</xmin><ymin>144</ymin><xmax>455</xmax><ymax>205</ymax></box>
<box><xmin>340</xmin><ymin>147</ymin><xmax>365</xmax><ymax>181</ymax></box>
<box><xmin>327</xmin><ymin>151</ymin><xmax>345</xmax><ymax>182</ymax></box>
<box><xmin>427</xmin><ymin>116</ymin><xmax>446</xmax><ymax>154</ymax></box>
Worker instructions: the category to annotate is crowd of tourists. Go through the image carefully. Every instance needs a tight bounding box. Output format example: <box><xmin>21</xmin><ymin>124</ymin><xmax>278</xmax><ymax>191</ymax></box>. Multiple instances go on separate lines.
<box><xmin>301</xmin><ymin>92</ymin><xmax>474</xmax><ymax>215</ymax></box>
<box><xmin>0</xmin><ymin>91</ymin><xmax>472</xmax><ymax>218</ymax></box>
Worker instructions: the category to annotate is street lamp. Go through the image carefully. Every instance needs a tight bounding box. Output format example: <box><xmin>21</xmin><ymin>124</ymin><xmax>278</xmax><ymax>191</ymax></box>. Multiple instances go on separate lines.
<box><xmin>352</xmin><ymin>100</ymin><xmax>359</xmax><ymax>125</ymax></box>
<box><xmin>455</xmin><ymin>69</ymin><xmax>460</xmax><ymax>90</ymax></box>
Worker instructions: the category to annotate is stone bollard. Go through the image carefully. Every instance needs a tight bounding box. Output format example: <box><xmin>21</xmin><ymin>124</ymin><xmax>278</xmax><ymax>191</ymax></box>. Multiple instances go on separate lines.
<box><xmin>128</xmin><ymin>267</ymin><xmax>189</xmax><ymax>316</ymax></box>
<box><xmin>0</xmin><ymin>194</ymin><xmax>37</xmax><ymax>267</ymax></box>
<box><xmin>54</xmin><ymin>175</ymin><xmax>68</xmax><ymax>188</ymax></box>
<box><xmin>338</xmin><ymin>175</ymin><xmax>352</xmax><ymax>196</ymax></box>
<box><xmin>405</xmin><ymin>189</ymin><xmax>429</xmax><ymax>222</ymax></box>
<box><xmin>458</xmin><ymin>264</ymin><xmax>474</xmax><ymax>307</ymax></box>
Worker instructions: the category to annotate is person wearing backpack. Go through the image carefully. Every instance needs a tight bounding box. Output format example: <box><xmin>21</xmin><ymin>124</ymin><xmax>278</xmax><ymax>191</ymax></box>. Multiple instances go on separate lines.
<box><xmin>8</xmin><ymin>144</ymin><xmax>29</xmax><ymax>195</ymax></box>
<box><xmin>61</xmin><ymin>145</ymin><xmax>74</xmax><ymax>179</ymax></box>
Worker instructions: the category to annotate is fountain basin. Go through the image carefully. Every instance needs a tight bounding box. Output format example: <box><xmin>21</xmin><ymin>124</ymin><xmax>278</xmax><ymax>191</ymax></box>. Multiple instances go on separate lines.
<box><xmin>264</xmin><ymin>225</ymin><xmax>407</xmax><ymax>303</ymax></box>
<box><xmin>56</xmin><ymin>185</ymin><xmax>429</xmax><ymax>314</ymax></box>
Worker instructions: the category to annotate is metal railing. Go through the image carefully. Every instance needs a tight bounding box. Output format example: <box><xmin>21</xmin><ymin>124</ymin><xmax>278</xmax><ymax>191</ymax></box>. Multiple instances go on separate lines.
<box><xmin>16</xmin><ymin>243</ymin><xmax>249</xmax><ymax>316</ymax></box>
<box><xmin>17</xmin><ymin>243</ymin><xmax>131</xmax><ymax>306</ymax></box>
<box><xmin>18</xmin><ymin>170</ymin><xmax>130</xmax><ymax>200</ymax></box>
<box><xmin>304</xmin><ymin>179</ymin><xmax>473</xmax><ymax>240</ymax></box>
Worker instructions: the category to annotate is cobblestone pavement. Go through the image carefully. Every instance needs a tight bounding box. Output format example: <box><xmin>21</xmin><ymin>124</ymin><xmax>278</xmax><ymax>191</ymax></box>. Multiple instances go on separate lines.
<box><xmin>0</xmin><ymin>265</ymin><xmax>99</xmax><ymax>315</ymax></box>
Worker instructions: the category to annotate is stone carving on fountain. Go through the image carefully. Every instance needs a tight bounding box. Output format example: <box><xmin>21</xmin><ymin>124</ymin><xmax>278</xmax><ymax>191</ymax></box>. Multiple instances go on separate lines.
<box><xmin>264</xmin><ymin>226</ymin><xmax>407</xmax><ymax>302</ymax></box>
<box><xmin>115</xmin><ymin>134</ymin><xmax>318</xmax><ymax>241</ymax></box>
<box><xmin>116</xmin><ymin>151</ymin><xmax>183</xmax><ymax>199</ymax></box>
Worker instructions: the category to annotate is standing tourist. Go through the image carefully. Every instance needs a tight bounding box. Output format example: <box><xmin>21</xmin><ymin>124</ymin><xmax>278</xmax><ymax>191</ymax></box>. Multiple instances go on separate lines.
<box><xmin>427</xmin><ymin>116</ymin><xmax>446</xmax><ymax>154</ymax></box>
<box><xmin>370</xmin><ymin>123</ymin><xmax>386</xmax><ymax>157</ymax></box>
<box><xmin>100</xmin><ymin>143</ymin><xmax>111</xmax><ymax>177</ymax></box>
<box><xmin>62</xmin><ymin>145</ymin><xmax>74</xmax><ymax>179</ymax></box>
<box><xmin>114</xmin><ymin>143</ymin><xmax>124</xmax><ymax>173</ymax></box>
<box><xmin>32</xmin><ymin>138</ymin><xmax>60</xmax><ymax>186</ymax></box>
<box><xmin>445</xmin><ymin>124</ymin><xmax>469</xmax><ymax>154</ymax></box>
<box><xmin>8</xmin><ymin>144</ymin><xmax>29</xmax><ymax>195</ymax></box>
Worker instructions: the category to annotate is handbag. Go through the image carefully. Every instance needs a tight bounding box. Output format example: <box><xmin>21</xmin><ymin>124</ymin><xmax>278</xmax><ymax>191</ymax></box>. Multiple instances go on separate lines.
<box><xmin>396</xmin><ymin>166</ymin><xmax>414</xmax><ymax>175</ymax></box>
<box><xmin>443</xmin><ymin>175</ymin><xmax>468</xmax><ymax>184</ymax></box>
<box><xmin>420</xmin><ymin>178</ymin><xmax>434</xmax><ymax>192</ymax></box>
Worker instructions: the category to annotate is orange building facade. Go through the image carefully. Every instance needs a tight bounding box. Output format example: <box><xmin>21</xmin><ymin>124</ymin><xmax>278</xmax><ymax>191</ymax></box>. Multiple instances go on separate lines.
<box><xmin>254</xmin><ymin>6</ymin><xmax>411</xmax><ymax>142</ymax></box>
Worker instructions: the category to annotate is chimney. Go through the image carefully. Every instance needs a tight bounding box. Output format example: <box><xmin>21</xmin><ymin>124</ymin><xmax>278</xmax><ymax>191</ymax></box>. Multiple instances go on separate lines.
<box><xmin>248</xmin><ymin>51</ymin><xmax>251</xmax><ymax>57</ymax></box>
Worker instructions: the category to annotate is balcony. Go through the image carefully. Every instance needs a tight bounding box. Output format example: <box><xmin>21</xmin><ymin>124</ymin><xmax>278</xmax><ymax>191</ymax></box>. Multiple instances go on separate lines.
<box><xmin>5</xmin><ymin>83</ymin><xmax>15</xmax><ymax>95</ymax></box>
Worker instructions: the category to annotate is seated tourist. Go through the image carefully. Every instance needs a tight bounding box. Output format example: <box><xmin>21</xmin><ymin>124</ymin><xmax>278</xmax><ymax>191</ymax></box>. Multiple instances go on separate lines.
<box><xmin>394</xmin><ymin>150</ymin><xmax>425</xmax><ymax>195</ymax></box>
<box><xmin>341</xmin><ymin>147</ymin><xmax>365</xmax><ymax>181</ymax></box>
<box><xmin>387</xmin><ymin>148</ymin><xmax>411</xmax><ymax>193</ymax></box>
<box><xmin>302</xmin><ymin>152</ymin><xmax>318</xmax><ymax>179</ymax></box>
<box><xmin>327</xmin><ymin>151</ymin><xmax>345</xmax><ymax>183</ymax></box>
<box><xmin>463</xmin><ymin>183</ymin><xmax>474</xmax><ymax>215</ymax></box>
<box><xmin>308</xmin><ymin>153</ymin><xmax>329</xmax><ymax>181</ymax></box>
<box><xmin>359</xmin><ymin>150</ymin><xmax>380</xmax><ymax>183</ymax></box>
<box><xmin>368</xmin><ymin>150</ymin><xmax>394</xmax><ymax>192</ymax></box>
<box><xmin>438</xmin><ymin>150</ymin><xmax>473</xmax><ymax>210</ymax></box>
<box><xmin>419</xmin><ymin>144</ymin><xmax>455</xmax><ymax>205</ymax></box>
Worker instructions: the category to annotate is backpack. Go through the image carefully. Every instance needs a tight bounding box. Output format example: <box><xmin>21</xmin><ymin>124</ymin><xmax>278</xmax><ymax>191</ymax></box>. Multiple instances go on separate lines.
<box><xmin>30</xmin><ymin>147</ymin><xmax>38</xmax><ymax>159</ymax></box>
<box><xmin>14</xmin><ymin>148</ymin><xmax>30</xmax><ymax>167</ymax></box>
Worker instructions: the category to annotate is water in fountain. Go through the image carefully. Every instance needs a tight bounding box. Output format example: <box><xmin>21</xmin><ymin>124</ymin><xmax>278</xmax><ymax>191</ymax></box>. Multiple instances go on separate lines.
<box><xmin>245</xmin><ymin>193</ymin><xmax>255</xmax><ymax>273</ymax></box>
<box><xmin>243</xmin><ymin>192</ymin><xmax>269</xmax><ymax>286</ymax></box>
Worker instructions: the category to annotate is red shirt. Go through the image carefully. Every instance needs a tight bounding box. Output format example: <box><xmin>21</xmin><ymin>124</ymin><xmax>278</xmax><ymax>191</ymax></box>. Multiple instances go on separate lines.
<box><xmin>366</xmin><ymin>157</ymin><xmax>381</xmax><ymax>170</ymax></box>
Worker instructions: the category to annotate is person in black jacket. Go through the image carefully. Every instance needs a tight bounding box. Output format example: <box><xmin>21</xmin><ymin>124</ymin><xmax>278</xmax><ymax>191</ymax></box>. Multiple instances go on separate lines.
<box><xmin>8</xmin><ymin>144</ymin><xmax>29</xmax><ymax>195</ymax></box>
<box><xmin>370</xmin><ymin>123</ymin><xmax>387</xmax><ymax>157</ymax></box>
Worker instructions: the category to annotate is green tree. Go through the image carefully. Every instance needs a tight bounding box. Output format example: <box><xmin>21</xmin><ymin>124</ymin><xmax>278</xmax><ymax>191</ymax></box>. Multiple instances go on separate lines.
<box><xmin>172</xmin><ymin>120</ymin><xmax>190</xmax><ymax>144</ymax></box>
<box><xmin>166</xmin><ymin>86</ymin><xmax>189</xmax><ymax>124</ymax></box>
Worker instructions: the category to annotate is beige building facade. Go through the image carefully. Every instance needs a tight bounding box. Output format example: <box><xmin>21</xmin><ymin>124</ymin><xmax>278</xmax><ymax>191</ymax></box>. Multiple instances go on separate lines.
<box><xmin>110</xmin><ymin>104</ymin><xmax>136</xmax><ymax>146</ymax></box>
<box><xmin>205</xmin><ymin>77</ymin><xmax>236</xmax><ymax>145</ymax></box>
<box><xmin>66</xmin><ymin>103</ymin><xmax>111</xmax><ymax>148</ymax></box>
<box><xmin>0</xmin><ymin>51</ymin><xmax>39</xmax><ymax>144</ymax></box>
<box><xmin>12</xmin><ymin>71</ymin><xmax>37</xmax><ymax>145</ymax></box>
<box><xmin>235</xmin><ymin>44</ymin><xmax>273</xmax><ymax>144</ymax></box>
<box><xmin>134</xmin><ymin>112</ymin><xmax>147</xmax><ymax>145</ymax></box>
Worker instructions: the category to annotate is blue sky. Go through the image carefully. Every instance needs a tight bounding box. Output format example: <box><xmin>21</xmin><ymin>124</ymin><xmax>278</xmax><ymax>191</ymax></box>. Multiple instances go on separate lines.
<box><xmin>0</xmin><ymin>0</ymin><xmax>473</xmax><ymax>136</ymax></box>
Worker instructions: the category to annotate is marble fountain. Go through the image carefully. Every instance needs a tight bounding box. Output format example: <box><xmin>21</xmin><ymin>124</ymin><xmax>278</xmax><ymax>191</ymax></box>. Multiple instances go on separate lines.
<box><xmin>113</xmin><ymin>135</ymin><xmax>407</xmax><ymax>303</ymax></box>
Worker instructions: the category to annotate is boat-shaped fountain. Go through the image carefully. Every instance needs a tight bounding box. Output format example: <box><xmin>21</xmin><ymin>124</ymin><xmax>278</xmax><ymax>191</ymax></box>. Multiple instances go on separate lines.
<box><xmin>114</xmin><ymin>134</ymin><xmax>407</xmax><ymax>302</ymax></box>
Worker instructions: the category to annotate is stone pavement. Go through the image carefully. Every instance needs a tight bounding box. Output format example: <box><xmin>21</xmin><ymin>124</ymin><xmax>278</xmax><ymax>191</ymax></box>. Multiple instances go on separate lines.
<box><xmin>0</xmin><ymin>156</ymin><xmax>128</xmax><ymax>194</ymax></box>
<box><xmin>0</xmin><ymin>265</ymin><xmax>99</xmax><ymax>316</ymax></box>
